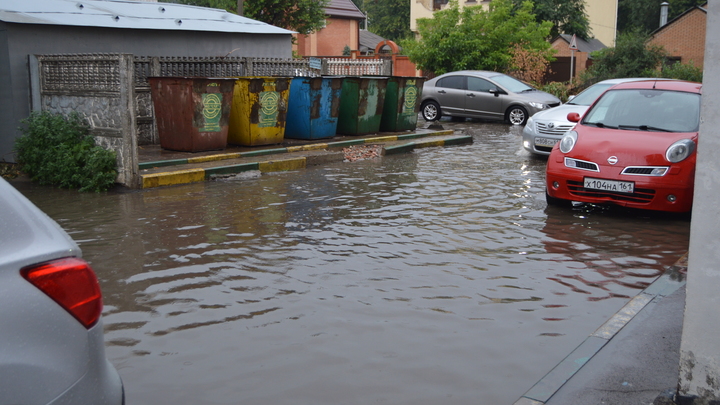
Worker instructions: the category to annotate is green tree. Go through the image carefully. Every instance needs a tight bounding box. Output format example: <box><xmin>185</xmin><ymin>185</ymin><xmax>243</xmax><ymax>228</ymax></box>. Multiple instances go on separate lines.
<box><xmin>162</xmin><ymin>0</ymin><xmax>329</xmax><ymax>35</ymax></box>
<box><xmin>400</xmin><ymin>0</ymin><xmax>553</xmax><ymax>76</ymax></box>
<box><xmin>511</xmin><ymin>0</ymin><xmax>591</xmax><ymax>40</ymax></box>
<box><xmin>364</xmin><ymin>0</ymin><xmax>412</xmax><ymax>42</ymax></box>
<box><xmin>581</xmin><ymin>29</ymin><xmax>666</xmax><ymax>84</ymax></box>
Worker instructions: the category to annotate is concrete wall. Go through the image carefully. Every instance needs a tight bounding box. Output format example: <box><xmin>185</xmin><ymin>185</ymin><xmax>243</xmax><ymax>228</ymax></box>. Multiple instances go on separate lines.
<box><xmin>677</xmin><ymin>0</ymin><xmax>720</xmax><ymax>401</ymax></box>
<box><xmin>585</xmin><ymin>0</ymin><xmax>617</xmax><ymax>48</ymax></box>
<box><xmin>0</xmin><ymin>21</ymin><xmax>292</xmax><ymax>163</ymax></box>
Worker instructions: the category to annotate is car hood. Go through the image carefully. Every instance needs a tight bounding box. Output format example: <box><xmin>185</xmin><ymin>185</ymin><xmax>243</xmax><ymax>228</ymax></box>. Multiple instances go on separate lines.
<box><xmin>532</xmin><ymin>104</ymin><xmax>590</xmax><ymax>122</ymax></box>
<box><xmin>514</xmin><ymin>90</ymin><xmax>560</xmax><ymax>105</ymax></box>
<box><xmin>571</xmin><ymin>127</ymin><xmax>698</xmax><ymax>165</ymax></box>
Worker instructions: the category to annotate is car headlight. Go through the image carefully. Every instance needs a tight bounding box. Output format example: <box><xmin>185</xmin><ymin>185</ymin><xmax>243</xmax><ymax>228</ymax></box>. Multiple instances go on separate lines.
<box><xmin>666</xmin><ymin>139</ymin><xmax>695</xmax><ymax>163</ymax></box>
<box><xmin>528</xmin><ymin>102</ymin><xmax>545</xmax><ymax>109</ymax></box>
<box><xmin>559</xmin><ymin>131</ymin><xmax>578</xmax><ymax>153</ymax></box>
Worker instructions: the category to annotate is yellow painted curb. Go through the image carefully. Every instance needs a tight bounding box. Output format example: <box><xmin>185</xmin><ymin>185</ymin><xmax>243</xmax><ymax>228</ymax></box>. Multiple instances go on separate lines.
<box><xmin>188</xmin><ymin>153</ymin><xmax>242</xmax><ymax>164</ymax></box>
<box><xmin>142</xmin><ymin>168</ymin><xmax>206</xmax><ymax>188</ymax></box>
<box><xmin>365</xmin><ymin>136</ymin><xmax>398</xmax><ymax>143</ymax></box>
<box><xmin>286</xmin><ymin>143</ymin><xmax>329</xmax><ymax>153</ymax></box>
<box><xmin>415</xmin><ymin>139</ymin><xmax>445</xmax><ymax>148</ymax></box>
<box><xmin>258</xmin><ymin>158</ymin><xmax>307</xmax><ymax>173</ymax></box>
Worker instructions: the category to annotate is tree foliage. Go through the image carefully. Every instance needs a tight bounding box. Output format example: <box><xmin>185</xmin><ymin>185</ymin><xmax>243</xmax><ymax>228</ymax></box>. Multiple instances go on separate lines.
<box><xmin>400</xmin><ymin>0</ymin><xmax>553</xmax><ymax>76</ymax></box>
<box><xmin>580</xmin><ymin>30</ymin><xmax>666</xmax><ymax>84</ymax></box>
<box><xmin>511</xmin><ymin>0</ymin><xmax>590</xmax><ymax>40</ymax></box>
<box><xmin>363</xmin><ymin>0</ymin><xmax>412</xmax><ymax>42</ymax></box>
<box><xmin>162</xmin><ymin>0</ymin><xmax>329</xmax><ymax>35</ymax></box>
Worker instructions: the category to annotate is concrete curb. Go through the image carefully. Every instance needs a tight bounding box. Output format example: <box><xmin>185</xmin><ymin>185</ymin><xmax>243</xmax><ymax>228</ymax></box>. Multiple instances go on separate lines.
<box><xmin>514</xmin><ymin>255</ymin><xmax>688</xmax><ymax>405</ymax></box>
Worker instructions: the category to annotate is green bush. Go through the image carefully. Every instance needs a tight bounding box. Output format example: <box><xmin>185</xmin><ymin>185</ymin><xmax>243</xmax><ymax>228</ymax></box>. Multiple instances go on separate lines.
<box><xmin>659</xmin><ymin>62</ymin><xmax>703</xmax><ymax>83</ymax></box>
<box><xmin>15</xmin><ymin>111</ymin><xmax>117</xmax><ymax>192</ymax></box>
<box><xmin>537</xmin><ymin>81</ymin><xmax>572</xmax><ymax>103</ymax></box>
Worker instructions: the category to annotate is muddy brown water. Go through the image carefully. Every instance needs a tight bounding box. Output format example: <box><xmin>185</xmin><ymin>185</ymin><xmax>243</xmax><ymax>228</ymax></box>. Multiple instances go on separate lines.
<box><xmin>12</xmin><ymin>120</ymin><xmax>690</xmax><ymax>404</ymax></box>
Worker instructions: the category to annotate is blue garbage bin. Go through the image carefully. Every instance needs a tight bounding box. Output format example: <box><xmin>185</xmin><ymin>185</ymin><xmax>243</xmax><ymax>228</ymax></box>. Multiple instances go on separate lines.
<box><xmin>285</xmin><ymin>76</ymin><xmax>345</xmax><ymax>140</ymax></box>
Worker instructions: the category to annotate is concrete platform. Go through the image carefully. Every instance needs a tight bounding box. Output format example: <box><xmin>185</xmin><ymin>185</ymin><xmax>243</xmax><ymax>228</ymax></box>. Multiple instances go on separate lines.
<box><xmin>138</xmin><ymin>129</ymin><xmax>471</xmax><ymax>188</ymax></box>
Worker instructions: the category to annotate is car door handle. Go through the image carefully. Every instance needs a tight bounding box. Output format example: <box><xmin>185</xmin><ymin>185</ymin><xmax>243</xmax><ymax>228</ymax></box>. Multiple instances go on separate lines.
<box><xmin>466</xmin><ymin>93</ymin><xmax>475</xmax><ymax>97</ymax></box>
<box><xmin>437</xmin><ymin>90</ymin><xmax>446</xmax><ymax>94</ymax></box>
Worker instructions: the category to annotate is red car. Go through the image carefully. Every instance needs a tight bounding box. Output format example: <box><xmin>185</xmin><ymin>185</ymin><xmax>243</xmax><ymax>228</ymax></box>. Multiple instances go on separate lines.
<box><xmin>546</xmin><ymin>80</ymin><xmax>701</xmax><ymax>213</ymax></box>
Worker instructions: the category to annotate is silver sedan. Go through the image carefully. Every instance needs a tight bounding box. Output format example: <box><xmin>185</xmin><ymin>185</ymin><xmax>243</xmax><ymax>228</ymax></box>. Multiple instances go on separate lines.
<box><xmin>0</xmin><ymin>178</ymin><xmax>124</xmax><ymax>405</ymax></box>
<box><xmin>420</xmin><ymin>70</ymin><xmax>561</xmax><ymax>126</ymax></box>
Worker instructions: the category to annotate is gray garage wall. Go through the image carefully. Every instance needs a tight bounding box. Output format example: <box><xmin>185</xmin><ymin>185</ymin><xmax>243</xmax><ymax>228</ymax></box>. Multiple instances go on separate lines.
<box><xmin>0</xmin><ymin>21</ymin><xmax>292</xmax><ymax>164</ymax></box>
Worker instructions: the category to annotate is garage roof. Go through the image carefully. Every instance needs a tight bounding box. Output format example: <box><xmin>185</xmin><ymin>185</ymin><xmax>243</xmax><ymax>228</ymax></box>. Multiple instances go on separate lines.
<box><xmin>0</xmin><ymin>0</ymin><xmax>294</xmax><ymax>35</ymax></box>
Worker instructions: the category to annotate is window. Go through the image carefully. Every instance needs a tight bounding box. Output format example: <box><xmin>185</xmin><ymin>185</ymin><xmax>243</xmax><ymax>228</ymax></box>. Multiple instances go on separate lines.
<box><xmin>468</xmin><ymin>77</ymin><xmax>495</xmax><ymax>92</ymax></box>
<box><xmin>437</xmin><ymin>75</ymin><xmax>466</xmax><ymax>90</ymax></box>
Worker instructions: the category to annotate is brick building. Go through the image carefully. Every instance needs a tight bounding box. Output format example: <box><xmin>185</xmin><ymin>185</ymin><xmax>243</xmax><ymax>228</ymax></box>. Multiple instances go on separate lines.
<box><xmin>295</xmin><ymin>0</ymin><xmax>366</xmax><ymax>57</ymax></box>
<box><xmin>548</xmin><ymin>34</ymin><xmax>606</xmax><ymax>82</ymax></box>
<box><xmin>647</xmin><ymin>3</ymin><xmax>707</xmax><ymax>68</ymax></box>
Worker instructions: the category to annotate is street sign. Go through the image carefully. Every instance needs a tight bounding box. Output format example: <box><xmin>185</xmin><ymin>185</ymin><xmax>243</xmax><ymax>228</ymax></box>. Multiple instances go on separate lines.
<box><xmin>569</xmin><ymin>34</ymin><xmax>579</xmax><ymax>51</ymax></box>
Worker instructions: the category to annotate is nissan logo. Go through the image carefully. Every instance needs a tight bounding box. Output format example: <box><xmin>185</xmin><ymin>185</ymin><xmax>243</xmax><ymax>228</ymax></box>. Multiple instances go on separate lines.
<box><xmin>607</xmin><ymin>156</ymin><xmax>618</xmax><ymax>165</ymax></box>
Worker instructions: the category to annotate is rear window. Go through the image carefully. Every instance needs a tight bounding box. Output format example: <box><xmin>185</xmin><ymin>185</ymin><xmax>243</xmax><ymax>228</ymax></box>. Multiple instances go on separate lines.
<box><xmin>582</xmin><ymin>89</ymin><xmax>701</xmax><ymax>133</ymax></box>
<box><xmin>436</xmin><ymin>76</ymin><xmax>465</xmax><ymax>90</ymax></box>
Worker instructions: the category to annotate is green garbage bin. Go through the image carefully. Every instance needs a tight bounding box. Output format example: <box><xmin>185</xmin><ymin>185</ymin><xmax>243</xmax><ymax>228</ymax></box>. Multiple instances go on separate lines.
<box><xmin>149</xmin><ymin>77</ymin><xmax>235</xmax><ymax>152</ymax></box>
<box><xmin>228</xmin><ymin>77</ymin><xmax>291</xmax><ymax>146</ymax></box>
<box><xmin>336</xmin><ymin>76</ymin><xmax>388</xmax><ymax>135</ymax></box>
<box><xmin>380</xmin><ymin>77</ymin><xmax>426</xmax><ymax>132</ymax></box>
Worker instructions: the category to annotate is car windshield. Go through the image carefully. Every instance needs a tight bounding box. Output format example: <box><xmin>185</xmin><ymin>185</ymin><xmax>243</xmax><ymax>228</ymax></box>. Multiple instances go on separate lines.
<box><xmin>582</xmin><ymin>88</ymin><xmax>700</xmax><ymax>133</ymax></box>
<box><xmin>566</xmin><ymin>83</ymin><xmax>613</xmax><ymax>106</ymax></box>
<box><xmin>489</xmin><ymin>74</ymin><xmax>533</xmax><ymax>93</ymax></box>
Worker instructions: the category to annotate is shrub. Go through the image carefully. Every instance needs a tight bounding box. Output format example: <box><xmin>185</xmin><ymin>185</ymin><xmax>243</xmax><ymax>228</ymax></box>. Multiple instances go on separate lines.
<box><xmin>15</xmin><ymin>111</ymin><xmax>117</xmax><ymax>192</ymax></box>
<box><xmin>659</xmin><ymin>62</ymin><xmax>703</xmax><ymax>83</ymax></box>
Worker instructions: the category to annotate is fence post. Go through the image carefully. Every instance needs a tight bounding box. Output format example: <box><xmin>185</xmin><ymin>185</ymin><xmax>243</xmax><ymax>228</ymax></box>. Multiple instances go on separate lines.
<box><xmin>119</xmin><ymin>54</ymin><xmax>140</xmax><ymax>188</ymax></box>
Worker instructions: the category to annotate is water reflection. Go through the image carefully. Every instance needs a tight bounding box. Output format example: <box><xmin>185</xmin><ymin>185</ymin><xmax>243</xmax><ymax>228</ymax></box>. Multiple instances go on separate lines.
<box><xmin>10</xmin><ymin>121</ymin><xmax>690</xmax><ymax>405</ymax></box>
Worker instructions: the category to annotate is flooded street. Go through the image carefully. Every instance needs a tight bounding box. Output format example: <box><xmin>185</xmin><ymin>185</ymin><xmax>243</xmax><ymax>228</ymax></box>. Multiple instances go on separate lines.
<box><xmin>13</xmin><ymin>120</ymin><xmax>690</xmax><ymax>404</ymax></box>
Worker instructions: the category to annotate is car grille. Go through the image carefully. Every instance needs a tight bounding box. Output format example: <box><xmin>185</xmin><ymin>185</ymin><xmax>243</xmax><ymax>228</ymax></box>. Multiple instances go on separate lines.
<box><xmin>566</xmin><ymin>180</ymin><xmax>656</xmax><ymax>203</ymax></box>
<box><xmin>564</xmin><ymin>158</ymin><xmax>599</xmax><ymax>171</ymax></box>
<box><xmin>621</xmin><ymin>166</ymin><xmax>669</xmax><ymax>176</ymax></box>
<box><xmin>537</xmin><ymin>122</ymin><xmax>574</xmax><ymax>137</ymax></box>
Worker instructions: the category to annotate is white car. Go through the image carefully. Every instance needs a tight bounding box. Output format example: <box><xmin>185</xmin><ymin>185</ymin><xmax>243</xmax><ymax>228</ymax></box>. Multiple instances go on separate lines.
<box><xmin>0</xmin><ymin>177</ymin><xmax>124</xmax><ymax>404</ymax></box>
<box><xmin>522</xmin><ymin>78</ymin><xmax>667</xmax><ymax>156</ymax></box>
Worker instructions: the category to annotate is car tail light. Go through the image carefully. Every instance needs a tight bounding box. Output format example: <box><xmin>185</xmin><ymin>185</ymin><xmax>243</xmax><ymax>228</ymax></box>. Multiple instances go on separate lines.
<box><xmin>21</xmin><ymin>257</ymin><xmax>103</xmax><ymax>329</ymax></box>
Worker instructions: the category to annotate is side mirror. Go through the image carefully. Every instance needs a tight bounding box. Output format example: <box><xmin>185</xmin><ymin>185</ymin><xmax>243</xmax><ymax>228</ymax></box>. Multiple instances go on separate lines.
<box><xmin>489</xmin><ymin>89</ymin><xmax>500</xmax><ymax>97</ymax></box>
<box><xmin>567</xmin><ymin>112</ymin><xmax>581</xmax><ymax>122</ymax></box>
<box><xmin>567</xmin><ymin>95</ymin><xmax>576</xmax><ymax>102</ymax></box>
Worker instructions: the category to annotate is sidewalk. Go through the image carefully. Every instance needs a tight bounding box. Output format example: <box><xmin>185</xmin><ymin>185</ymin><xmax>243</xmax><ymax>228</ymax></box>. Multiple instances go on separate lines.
<box><xmin>515</xmin><ymin>254</ymin><xmax>688</xmax><ymax>405</ymax></box>
<box><xmin>137</xmin><ymin>128</ymin><xmax>470</xmax><ymax>188</ymax></box>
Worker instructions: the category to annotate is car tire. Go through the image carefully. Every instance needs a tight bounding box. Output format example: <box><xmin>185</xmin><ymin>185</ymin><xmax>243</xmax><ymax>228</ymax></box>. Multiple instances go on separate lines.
<box><xmin>546</xmin><ymin>191</ymin><xmax>572</xmax><ymax>208</ymax></box>
<box><xmin>421</xmin><ymin>101</ymin><xmax>441</xmax><ymax>121</ymax></box>
<box><xmin>506</xmin><ymin>106</ymin><xmax>528</xmax><ymax>126</ymax></box>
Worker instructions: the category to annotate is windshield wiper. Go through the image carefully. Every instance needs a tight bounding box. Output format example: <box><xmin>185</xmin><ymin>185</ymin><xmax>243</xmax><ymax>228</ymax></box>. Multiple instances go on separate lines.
<box><xmin>618</xmin><ymin>124</ymin><xmax>671</xmax><ymax>132</ymax></box>
<box><xmin>586</xmin><ymin>122</ymin><xmax>618</xmax><ymax>129</ymax></box>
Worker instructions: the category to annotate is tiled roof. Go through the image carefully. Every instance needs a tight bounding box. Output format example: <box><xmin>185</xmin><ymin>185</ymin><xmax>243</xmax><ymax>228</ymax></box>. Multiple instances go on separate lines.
<box><xmin>325</xmin><ymin>0</ymin><xmax>365</xmax><ymax>19</ymax></box>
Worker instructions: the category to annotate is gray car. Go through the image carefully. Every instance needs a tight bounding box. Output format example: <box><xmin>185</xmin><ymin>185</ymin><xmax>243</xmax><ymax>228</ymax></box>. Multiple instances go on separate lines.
<box><xmin>521</xmin><ymin>78</ymin><xmax>668</xmax><ymax>156</ymax></box>
<box><xmin>420</xmin><ymin>70</ymin><xmax>561</xmax><ymax>125</ymax></box>
<box><xmin>0</xmin><ymin>178</ymin><xmax>124</xmax><ymax>405</ymax></box>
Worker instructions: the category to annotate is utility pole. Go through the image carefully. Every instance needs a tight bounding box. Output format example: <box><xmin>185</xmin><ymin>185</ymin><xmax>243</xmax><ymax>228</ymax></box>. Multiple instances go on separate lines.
<box><xmin>237</xmin><ymin>0</ymin><xmax>244</xmax><ymax>16</ymax></box>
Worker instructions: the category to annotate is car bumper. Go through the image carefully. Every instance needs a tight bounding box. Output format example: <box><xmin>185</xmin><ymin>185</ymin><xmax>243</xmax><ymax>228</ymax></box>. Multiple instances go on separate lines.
<box><xmin>546</xmin><ymin>160</ymin><xmax>695</xmax><ymax>213</ymax></box>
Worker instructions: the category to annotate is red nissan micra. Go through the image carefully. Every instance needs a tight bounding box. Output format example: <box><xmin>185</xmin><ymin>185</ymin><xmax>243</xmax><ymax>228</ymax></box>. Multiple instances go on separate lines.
<box><xmin>546</xmin><ymin>80</ymin><xmax>701</xmax><ymax>213</ymax></box>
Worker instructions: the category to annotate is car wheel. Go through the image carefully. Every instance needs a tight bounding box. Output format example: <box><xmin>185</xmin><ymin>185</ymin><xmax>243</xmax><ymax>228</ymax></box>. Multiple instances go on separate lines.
<box><xmin>422</xmin><ymin>101</ymin><xmax>441</xmax><ymax>121</ymax></box>
<box><xmin>546</xmin><ymin>191</ymin><xmax>572</xmax><ymax>208</ymax></box>
<box><xmin>506</xmin><ymin>106</ymin><xmax>528</xmax><ymax>126</ymax></box>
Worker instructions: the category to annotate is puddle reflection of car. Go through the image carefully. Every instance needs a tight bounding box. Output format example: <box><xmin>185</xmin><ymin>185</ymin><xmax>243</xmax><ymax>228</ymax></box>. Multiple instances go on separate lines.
<box><xmin>0</xmin><ymin>178</ymin><xmax>124</xmax><ymax>404</ymax></box>
<box><xmin>546</xmin><ymin>79</ymin><xmax>701</xmax><ymax>213</ymax></box>
<box><xmin>522</xmin><ymin>78</ymin><xmax>669</xmax><ymax>156</ymax></box>
<box><xmin>420</xmin><ymin>70</ymin><xmax>561</xmax><ymax>125</ymax></box>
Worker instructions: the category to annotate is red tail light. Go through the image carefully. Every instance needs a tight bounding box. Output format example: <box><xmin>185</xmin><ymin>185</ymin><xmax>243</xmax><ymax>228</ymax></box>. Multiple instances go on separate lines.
<box><xmin>21</xmin><ymin>257</ymin><xmax>103</xmax><ymax>329</ymax></box>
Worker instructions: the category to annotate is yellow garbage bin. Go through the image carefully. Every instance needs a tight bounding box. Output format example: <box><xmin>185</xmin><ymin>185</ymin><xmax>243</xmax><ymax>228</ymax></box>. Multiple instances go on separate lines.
<box><xmin>228</xmin><ymin>77</ymin><xmax>291</xmax><ymax>146</ymax></box>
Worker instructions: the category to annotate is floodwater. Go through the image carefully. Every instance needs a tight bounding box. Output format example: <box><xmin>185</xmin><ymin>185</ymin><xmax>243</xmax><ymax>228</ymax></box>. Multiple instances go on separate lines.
<box><xmin>13</xmin><ymin>120</ymin><xmax>690</xmax><ymax>404</ymax></box>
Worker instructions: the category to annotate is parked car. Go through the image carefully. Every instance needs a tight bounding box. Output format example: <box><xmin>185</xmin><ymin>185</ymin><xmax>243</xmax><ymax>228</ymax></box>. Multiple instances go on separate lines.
<box><xmin>546</xmin><ymin>79</ymin><xmax>701</xmax><ymax>213</ymax></box>
<box><xmin>420</xmin><ymin>70</ymin><xmax>561</xmax><ymax>125</ymax></box>
<box><xmin>522</xmin><ymin>78</ymin><xmax>670</xmax><ymax>156</ymax></box>
<box><xmin>0</xmin><ymin>178</ymin><xmax>124</xmax><ymax>404</ymax></box>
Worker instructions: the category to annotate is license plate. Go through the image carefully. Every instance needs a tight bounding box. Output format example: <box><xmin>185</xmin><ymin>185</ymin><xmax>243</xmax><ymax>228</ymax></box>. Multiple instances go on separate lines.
<box><xmin>535</xmin><ymin>137</ymin><xmax>559</xmax><ymax>147</ymax></box>
<box><xmin>584</xmin><ymin>177</ymin><xmax>634</xmax><ymax>193</ymax></box>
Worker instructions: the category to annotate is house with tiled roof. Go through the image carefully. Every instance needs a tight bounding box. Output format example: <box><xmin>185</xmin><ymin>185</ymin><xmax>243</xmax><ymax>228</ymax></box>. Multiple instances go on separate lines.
<box><xmin>647</xmin><ymin>3</ymin><xmax>707</xmax><ymax>69</ymax></box>
<box><xmin>295</xmin><ymin>0</ymin><xmax>366</xmax><ymax>56</ymax></box>
<box><xmin>548</xmin><ymin>34</ymin><xmax>607</xmax><ymax>81</ymax></box>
